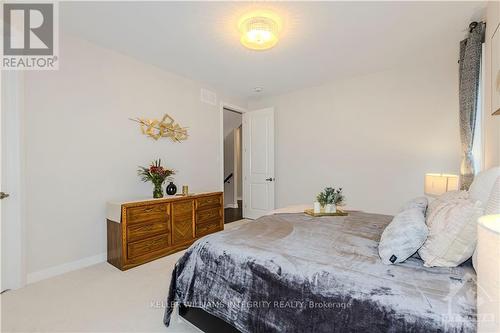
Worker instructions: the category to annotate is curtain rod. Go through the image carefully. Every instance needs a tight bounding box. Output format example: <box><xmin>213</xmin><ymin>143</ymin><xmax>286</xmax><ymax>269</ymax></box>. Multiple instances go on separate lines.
<box><xmin>469</xmin><ymin>22</ymin><xmax>478</xmax><ymax>33</ymax></box>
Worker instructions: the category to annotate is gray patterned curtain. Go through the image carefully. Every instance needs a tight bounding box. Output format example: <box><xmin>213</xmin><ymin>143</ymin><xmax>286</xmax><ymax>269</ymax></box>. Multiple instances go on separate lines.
<box><xmin>458</xmin><ymin>22</ymin><xmax>485</xmax><ymax>190</ymax></box>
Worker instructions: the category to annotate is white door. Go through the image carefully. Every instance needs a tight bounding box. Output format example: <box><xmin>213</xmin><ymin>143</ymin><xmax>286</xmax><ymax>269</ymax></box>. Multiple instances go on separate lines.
<box><xmin>0</xmin><ymin>72</ymin><xmax>3</xmax><ymax>292</ymax></box>
<box><xmin>1</xmin><ymin>71</ymin><xmax>25</xmax><ymax>291</ymax></box>
<box><xmin>242</xmin><ymin>108</ymin><xmax>275</xmax><ymax>219</ymax></box>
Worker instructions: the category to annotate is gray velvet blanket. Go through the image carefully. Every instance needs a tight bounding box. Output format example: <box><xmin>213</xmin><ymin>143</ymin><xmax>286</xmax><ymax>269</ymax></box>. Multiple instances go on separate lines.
<box><xmin>164</xmin><ymin>212</ymin><xmax>476</xmax><ymax>332</ymax></box>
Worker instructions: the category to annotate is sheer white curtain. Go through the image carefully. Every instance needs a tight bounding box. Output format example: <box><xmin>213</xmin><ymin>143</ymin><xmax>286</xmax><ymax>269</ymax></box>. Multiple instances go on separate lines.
<box><xmin>471</xmin><ymin>43</ymin><xmax>485</xmax><ymax>174</ymax></box>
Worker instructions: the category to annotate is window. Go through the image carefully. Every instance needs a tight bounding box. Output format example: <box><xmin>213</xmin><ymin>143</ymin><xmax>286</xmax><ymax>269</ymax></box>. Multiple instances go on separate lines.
<box><xmin>471</xmin><ymin>43</ymin><xmax>485</xmax><ymax>173</ymax></box>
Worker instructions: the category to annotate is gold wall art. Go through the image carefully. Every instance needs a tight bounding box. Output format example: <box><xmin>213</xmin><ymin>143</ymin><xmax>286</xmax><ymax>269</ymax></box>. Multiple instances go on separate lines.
<box><xmin>130</xmin><ymin>114</ymin><xmax>188</xmax><ymax>142</ymax></box>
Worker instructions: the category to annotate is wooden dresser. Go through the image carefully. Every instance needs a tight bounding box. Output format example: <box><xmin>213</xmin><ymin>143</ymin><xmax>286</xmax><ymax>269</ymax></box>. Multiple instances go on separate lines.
<box><xmin>106</xmin><ymin>192</ymin><xmax>223</xmax><ymax>270</ymax></box>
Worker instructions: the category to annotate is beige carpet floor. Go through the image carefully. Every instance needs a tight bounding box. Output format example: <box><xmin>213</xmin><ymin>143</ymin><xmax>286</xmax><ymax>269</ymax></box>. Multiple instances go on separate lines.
<box><xmin>1</xmin><ymin>219</ymin><xmax>250</xmax><ymax>333</ymax></box>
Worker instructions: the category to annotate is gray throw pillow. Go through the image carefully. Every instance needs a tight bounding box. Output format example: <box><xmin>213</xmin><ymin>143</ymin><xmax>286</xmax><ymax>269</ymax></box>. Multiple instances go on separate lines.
<box><xmin>379</xmin><ymin>208</ymin><xmax>429</xmax><ymax>265</ymax></box>
<box><xmin>399</xmin><ymin>196</ymin><xmax>428</xmax><ymax>214</ymax></box>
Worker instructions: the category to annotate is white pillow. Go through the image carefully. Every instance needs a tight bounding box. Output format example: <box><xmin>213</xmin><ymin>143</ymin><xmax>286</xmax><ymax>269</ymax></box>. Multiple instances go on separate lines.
<box><xmin>379</xmin><ymin>208</ymin><xmax>428</xmax><ymax>265</ymax></box>
<box><xmin>418</xmin><ymin>198</ymin><xmax>483</xmax><ymax>267</ymax></box>
<box><xmin>484</xmin><ymin>176</ymin><xmax>500</xmax><ymax>215</ymax></box>
<box><xmin>472</xmin><ymin>247</ymin><xmax>478</xmax><ymax>272</ymax></box>
<box><xmin>471</xmin><ymin>176</ymin><xmax>500</xmax><ymax>271</ymax></box>
<box><xmin>473</xmin><ymin>176</ymin><xmax>500</xmax><ymax>271</ymax></box>
<box><xmin>426</xmin><ymin>190</ymin><xmax>468</xmax><ymax>228</ymax></box>
<box><xmin>469</xmin><ymin>167</ymin><xmax>500</xmax><ymax>207</ymax></box>
<box><xmin>400</xmin><ymin>196</ymin><xmax>428</xmax><ymax>214</ymax></box>
<box><xmin>434</xmin><ymin>190</ymin><xmax>469</xmax><ymax>201</ymax></box>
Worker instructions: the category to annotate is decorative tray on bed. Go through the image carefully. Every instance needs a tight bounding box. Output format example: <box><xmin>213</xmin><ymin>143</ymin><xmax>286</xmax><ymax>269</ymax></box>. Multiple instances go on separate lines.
<box><xmin>304</xmin><ymin>209</ymin><xmax>348</xmax><ymax>217</ymax></box>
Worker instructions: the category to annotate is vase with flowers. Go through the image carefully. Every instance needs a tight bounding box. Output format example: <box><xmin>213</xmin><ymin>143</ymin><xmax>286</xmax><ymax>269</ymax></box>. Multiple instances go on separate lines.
<box><xmin>316</xmin><ymin>187</ymin><xmax>345</xmax><ymax>213</ymax></box>
<box><xmin>138</xmin><ymin>159</ymin><xmax>175</xmax><ymax>198</ymax></box>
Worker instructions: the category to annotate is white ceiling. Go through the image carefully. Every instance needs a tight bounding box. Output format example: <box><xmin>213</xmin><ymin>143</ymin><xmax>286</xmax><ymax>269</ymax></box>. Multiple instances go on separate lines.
<box><xmin>61</xmin><ymin>1</ymin><xmax>485</xmax><ymax>99</ymax></box>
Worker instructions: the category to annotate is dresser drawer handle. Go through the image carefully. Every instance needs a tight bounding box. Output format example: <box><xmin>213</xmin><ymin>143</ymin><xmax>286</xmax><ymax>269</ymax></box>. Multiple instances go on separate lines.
<box><xmin>200</xmin><ymin>210</ymin><xmax>219</xmax><ymax>220</ymax></box>
<box><xmin>200</xmin><ymin>198</ymin><xmax>219</xmax><ymax>205</ymax></box>
<box><xmin>143</xmin><ymin>239</ymin><xmax>162</xmax><ymax>248</ymax></box>
<box><xmin>142</xmin><ymin>225</ymin><xmax>153</xmax><ymax>231</ymax></box>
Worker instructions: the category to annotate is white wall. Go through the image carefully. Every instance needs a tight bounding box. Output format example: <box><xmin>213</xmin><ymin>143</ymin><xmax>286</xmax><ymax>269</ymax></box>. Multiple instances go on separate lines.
<box><xmin>484</xmin><ymin>1</ymin><xmax>500</xmax><ymax>169</ymax></box>
<box><xmin>23</xmin><ymin>34</ymin><xmax>245</xmax><ymax>278</ymax></box>
<box><xmin>249</xmin><ymin>61</ymin><xmax>462</xmax><ymax>215</ymax></box>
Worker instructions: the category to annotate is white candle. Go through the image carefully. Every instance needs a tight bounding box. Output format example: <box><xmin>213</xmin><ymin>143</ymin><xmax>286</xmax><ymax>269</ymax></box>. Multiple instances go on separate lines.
<box><xmin>313</xmin><ymin>202</ymin><xmax>321</xmax><ymax>213</ymax></box>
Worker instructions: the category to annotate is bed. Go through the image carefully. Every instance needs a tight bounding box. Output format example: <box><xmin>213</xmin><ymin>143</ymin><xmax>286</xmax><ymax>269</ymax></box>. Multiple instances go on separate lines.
<box><xmin>164</xmin><ymin>211</ymin><xmax>476</xmax><ymax>332</ymax></box>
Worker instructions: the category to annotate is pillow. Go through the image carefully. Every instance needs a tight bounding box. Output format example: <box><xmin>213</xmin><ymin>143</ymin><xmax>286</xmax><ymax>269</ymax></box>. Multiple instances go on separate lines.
<box><xmin>378</xmin><ymin>208</ymin><xmax>428</xmax><ymax>265</ymax></box>
<box><xmin>426</xmin><ymin>190</ymin><xmax>468</xmax><ymax>228</ymax></box>
<box><xmin>400</xmin><ymin>196</ymin><xmax>428</xmax><ymax>214</ymax></box>
<box><xmin>418</xmin><ymin>198</ymin><xmax>483</xmax><ymax>267</ymax></box>
<box><xmin>484</xmin><ymin>176</ymin><xmax>500</xmax><ymax>215</ymax></box>
<box><xmin>433</xmin><ymin>190</ymin><xmax>469</xmax><ymax>201</ymax></box>
<box><xmin>474</xmin><ymin>176</ymin><xmax>500</xmax><ymax>271</ymax></box>
<box><xmin>469</xmin><ymin>167</ymin><xmax>500</xmax><ymax>207</ymax></box>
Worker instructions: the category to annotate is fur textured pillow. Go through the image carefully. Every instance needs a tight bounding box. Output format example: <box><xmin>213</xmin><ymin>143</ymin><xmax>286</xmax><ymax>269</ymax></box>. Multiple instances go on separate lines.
<box><xmin>379</xmin><ymin>208</ymin><xmax>428</xmax><ymax>265</ymax></box>
<box><xmin>419</xmin><ymin>198</ymin><xmax>483</xmax><ymax>267</ymax></box>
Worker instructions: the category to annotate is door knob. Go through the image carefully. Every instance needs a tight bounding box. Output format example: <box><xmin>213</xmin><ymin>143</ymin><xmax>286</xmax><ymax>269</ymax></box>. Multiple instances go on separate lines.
<box><xmin>0</xmin><ymin>192</ymin><xmax>10</xmax><ymax>200</ymax></box>
<box><xmin>265</xmin><ymin>178</ymin><xmax>274</xmax><ymax>182</ymax></box>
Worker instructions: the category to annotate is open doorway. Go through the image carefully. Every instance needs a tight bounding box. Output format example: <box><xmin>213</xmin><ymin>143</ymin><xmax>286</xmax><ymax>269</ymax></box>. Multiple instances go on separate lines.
<box><xmin>223</xmin><ymin>108</ymin><xmax>243</xmax><ymax>223</ymax></box>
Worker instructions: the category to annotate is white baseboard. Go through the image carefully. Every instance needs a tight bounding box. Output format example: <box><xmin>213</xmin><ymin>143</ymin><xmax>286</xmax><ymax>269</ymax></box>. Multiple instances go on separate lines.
<box><xmin>27</xmin><ymin>252</ymin><xmax>107</xmax><ymax>284</ymax></box>
<box><xmin>224</xmin><ymin>203</ymin><xmax>238</xmax><ymax>209</ymax></box>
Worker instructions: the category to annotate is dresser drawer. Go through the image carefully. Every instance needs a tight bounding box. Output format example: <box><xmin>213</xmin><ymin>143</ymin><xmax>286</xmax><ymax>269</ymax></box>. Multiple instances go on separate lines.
<box><xmin>172</xmin><ymin>200</ymin><xmax>194</xmax><ymax>245</ymax></box>
<box><xmin>172</xmin><ymin>200</ymin><xmax>193</xmax><ymax>216</ymax></box>
<box><xmin>196</xmin><ymin>195</ymin><xmax>221</xmax><ymax>210</ymax></box>
<box><xmin>195</xmin><ymin>220</ymin><xmax>221</xmax><ymax>237</ymax></box>
<box><xmin>196</xmin><ymin>207</ymin><xmax>221</xmax><ymax>225</ymax></box>
<box><xmin>126</xmin><ymin>203</ymin><xmax>169</xmax><ymax>225</ymax></box>
<box><xmin>127</xmin><ymin>234</ymin><xmax>169</xmax><ymax>259</ymax></box>
<box><xmin>127</xmin><ymin>221</ymin><xmax>169</xmax><ymax>242</ymax></box>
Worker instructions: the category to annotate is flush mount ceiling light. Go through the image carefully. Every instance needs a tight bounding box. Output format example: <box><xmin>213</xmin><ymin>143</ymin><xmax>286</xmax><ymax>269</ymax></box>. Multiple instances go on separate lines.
<box><xmin>238</xmin><ymin>10</ymin><xmax>282</xmax><ymax>50</ymax></box>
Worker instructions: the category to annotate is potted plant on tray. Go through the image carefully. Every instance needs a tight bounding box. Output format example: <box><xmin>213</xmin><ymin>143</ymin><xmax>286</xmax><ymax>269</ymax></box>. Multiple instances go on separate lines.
<box><xmin>316</xmin><ymin>187</ymin><xmax>345</xmax><ymax>213</ymax></box>
<box><xmin>138</xmin><ymin>159</ymin><xmax>175</xmax><ymax>198</ymax></box>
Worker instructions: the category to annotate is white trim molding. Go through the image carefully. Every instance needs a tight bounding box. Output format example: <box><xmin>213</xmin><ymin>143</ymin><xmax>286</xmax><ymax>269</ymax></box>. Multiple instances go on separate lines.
<box><xmin>224</xmin><ymin>203</ymin><xmax>239</xmax><ymax>209</ymax></box>
<box><xmin>27</xmin><ymin>253</ymin><xmax>106</xmax><ymax>284</ymax></box>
